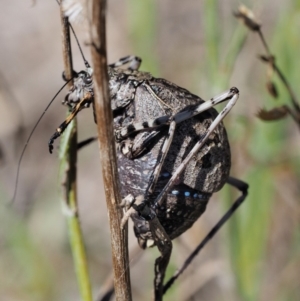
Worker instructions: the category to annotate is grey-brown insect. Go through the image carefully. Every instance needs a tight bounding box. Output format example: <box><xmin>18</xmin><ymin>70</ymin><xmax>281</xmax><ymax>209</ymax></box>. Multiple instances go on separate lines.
<box><xmin>49</xmin><ymin>56</ymin><xmax>248</xmax><ymax>300</ymax></box>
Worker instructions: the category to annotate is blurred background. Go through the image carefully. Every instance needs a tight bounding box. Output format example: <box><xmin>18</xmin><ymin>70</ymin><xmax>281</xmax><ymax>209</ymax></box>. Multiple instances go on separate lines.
<box><xmin>0</xmin><ymin>0</ymin><xmax>299</xmax><ymax>300</ymax></box>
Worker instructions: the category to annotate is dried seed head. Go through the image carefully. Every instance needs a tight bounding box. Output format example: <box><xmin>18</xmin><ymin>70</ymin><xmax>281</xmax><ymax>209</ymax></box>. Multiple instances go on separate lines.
<box><xmin>62</xmin><ymin>0</ymin><xmax>87</xmax><ymax>24</ymax></box>
<box><xmin>234</xmin><ymin>5</ymin><xmax>261</xmax><ymax>31</ymax></box>
<box><xmin>257</xmin><ymin>106</ymin><xmax>289</xmax><ymax>121</ymax></box>
<box><xmin>266</xmin><ymin>81</ymin><xmax>278</xmax><ymax>99</ymax></box>
<box><xmin>259</xmin><ymin>54</ymin><xmax>269</xmax><ymax>62</ymax></box>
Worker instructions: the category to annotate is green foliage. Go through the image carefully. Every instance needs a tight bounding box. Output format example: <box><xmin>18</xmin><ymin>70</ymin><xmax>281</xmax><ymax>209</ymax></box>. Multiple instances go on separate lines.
<box><xmin>0</xmin><ymin>201</ymin><xmax>56</xmax><ymax>301</ymax></box>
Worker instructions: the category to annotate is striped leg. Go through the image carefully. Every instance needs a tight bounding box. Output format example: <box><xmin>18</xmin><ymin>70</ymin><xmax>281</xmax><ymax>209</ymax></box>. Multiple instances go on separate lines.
<box><xmin>48</xmin><ymin>92</ymin><xmax>93</xmax><ymax>153</ymax></box>
<box><xmin>147</xmin><ymin>121</ymin><xmax>176</xmax><ymax>195</ymax></box>
<box><xmin>109</xmin><ymin>55</ymin><xmax>142</xmax><ymax>71</ymax></box>
<box><xmin>153</xmin><ymin>87</ymin><xmax>239</xmax><ymax>209</ymax></box>
<box><xmin>115</xmin><ymin>87</ymin><xmax>238</xmax><ymax>141</ymax></box>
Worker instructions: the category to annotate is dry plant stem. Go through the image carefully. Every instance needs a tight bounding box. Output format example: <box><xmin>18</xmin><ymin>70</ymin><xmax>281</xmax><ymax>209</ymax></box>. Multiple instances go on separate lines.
<box><xmin>59</xmin><ymin>4</ymin><xmax>93</xmax><ymax>301</ymax></box>
<box><xmin>90</xmin><ymin>1</ymin><xmax>132</xmax><ymax>300</ymax></box>
<box><xmin>257</xmin><ymin>29</ymin><xmax>300</xmax><ymax>126</ymax></box>
<box><xmin>257</xmin><ymin>30</ymin><xmax>271</xmax><ymax>56</ymax></box>
<box><xmin>97</xmin><ymin>245</ymin><xmax>143</xmax><ymax>301</ymax></box>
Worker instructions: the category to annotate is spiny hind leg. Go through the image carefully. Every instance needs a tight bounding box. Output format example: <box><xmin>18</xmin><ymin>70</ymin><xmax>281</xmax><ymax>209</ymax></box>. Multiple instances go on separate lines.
<box><xmin>115</xmin><ymin>88</ymin><xmax>239</xmax><ymax>141</ymax></box>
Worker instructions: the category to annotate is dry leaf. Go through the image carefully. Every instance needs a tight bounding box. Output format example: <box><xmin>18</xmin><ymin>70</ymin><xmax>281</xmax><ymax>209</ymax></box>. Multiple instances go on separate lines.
<box><xmin>266</xmin><ymin>81</ymin><xmax>278</xmax><ymax>98</ymax></box>
<box><xmin>257</xmin><ymin>106</ymin><xmax>289</xmax><ymax>121</ymax></box>
<box><xmin>234</xmin><ymin>5</ymin><xmax>261</xmax><ymax>31</ymax></box>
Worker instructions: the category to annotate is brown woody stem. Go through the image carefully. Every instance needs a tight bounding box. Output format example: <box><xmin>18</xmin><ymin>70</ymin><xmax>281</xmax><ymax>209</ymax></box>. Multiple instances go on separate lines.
<box><xmin>90</xmin><ymin>0</ymin><xmax>132</xmax><ymax>300</ymax></box>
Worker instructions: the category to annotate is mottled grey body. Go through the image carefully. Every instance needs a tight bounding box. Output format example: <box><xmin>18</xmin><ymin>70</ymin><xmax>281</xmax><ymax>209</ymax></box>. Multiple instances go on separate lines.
<box><xmin>109</xmin><ymin>67</ymin><xmax>231</xmax><ymax>247</ymax></box>
<box><xmin>48</xmin><ymin>56</ymin><xmax>246</xmax><ymax>299</ymax></box>
<box><xmin>55</xmin><ymin>58</ymin><xmax>232</xmax><ymax>249</ymax></box>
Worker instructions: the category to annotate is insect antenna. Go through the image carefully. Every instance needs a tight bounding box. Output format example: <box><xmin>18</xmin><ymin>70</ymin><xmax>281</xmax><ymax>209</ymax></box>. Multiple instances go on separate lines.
<box><xmin>68</xmin><ymin>23</ymin><xmax>91</xmax><ymax>69</ymax></box>
<box><xmin>11</xmin><ymin>79</ymin><xmax>72</xmax><ymax>204</ymax></box>
<box><xmin>12</xmin><ymin>3</ymin><xmax>89</xmax><ymax>204</ymax></box>
<box><xmin>54</xmin><ymin>0</ymin><xmax>90</xmax><ymax>69</ymax></box>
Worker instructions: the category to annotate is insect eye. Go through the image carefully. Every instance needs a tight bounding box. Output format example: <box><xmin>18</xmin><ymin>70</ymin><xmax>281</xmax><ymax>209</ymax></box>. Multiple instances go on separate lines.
<box><xmin>77</xmin><ymin>71</ymin><xmax>92</xmax><ymax>85</ymax></box>
<box><xmin>84</xmin><ymin>76</ymin><xmax>92</xmax><ymax>85</ymax></box>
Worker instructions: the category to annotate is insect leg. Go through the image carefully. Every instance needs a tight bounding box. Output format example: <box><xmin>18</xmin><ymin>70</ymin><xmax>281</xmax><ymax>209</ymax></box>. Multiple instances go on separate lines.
<box><xmin>109</xmin><ymin>55</ymin><xmax>142</xmax><ymax>71</ymax></box>
<box><xmin>115</xmin><ymin>87</ymin><xmax>239</xmax><ymax>141</ymax></box>
<box><xmin>153</xmin><ymin>87</ymin><xmax>239</xmax><ymax>208</ymax></box>
<box><xmin>147</xmin><ymin>121</ymin><xmax>176</xmax><ymax>195</ymax></box>
<box><xmin>173</xmin><ymin>87</ymin><xmax>239</xmax><ymax>123</ymax></box>
<box><xmin>48</xmin><ymin>91</ymin><xmax>93</xmax><ymax>153</ymax></box>
<box><xmin>119</xmin><ymin>122</ymin><xmax>176</xmax><ymax>226</ymax></box>
<box><xmin>120</xmin><ymin>194</ymin><xmax>172</xmax><ymax>301</ymax></box>
<box><xmin>149</xmin><ymin>214</ymin><xmax>172</xmax><ymax>301</ymax></box>
<box><xmin>163</xmin><ymin>176</ymin><xmax>248</xmax><ymax>293</ymax></box>
<box><xmin>77</xmin><ymin>137</ymin><xmax>97</xmax><ymax>150</ymax></box>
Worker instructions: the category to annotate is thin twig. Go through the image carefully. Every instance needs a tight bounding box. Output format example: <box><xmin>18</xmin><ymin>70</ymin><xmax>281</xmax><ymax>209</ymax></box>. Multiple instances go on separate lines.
<box><xmin>96</xmin><ymin>245</ymin><xmax>143</xmax><ymax>301</ymax></box>
<box><xmin>257</xmin><ymin>30</ymin><xmax>300</xmax><ymax>118</ymax></box>
<box><xmin>59</xmin><ymin>3</ymin><xmax>93</xmax><ymax>301</ymax></box>
<box><xmin>257</xmin><ymin>32</ymin><xmax>300</xmax><ymax>128</ymax></box>
<box><xmin>257</xmin><ymin>30</ymin><xmax>271</xmax><ymax>56</ymax></box>
<box><xmin>90</xmin><ymin>0</ymin><xmax>132</xmax><ymax>300</ymax></box>
<box><xmin>234</xmin><ymin>6</ymin><xmax>300</xmax><ymax>129</ymax></box>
